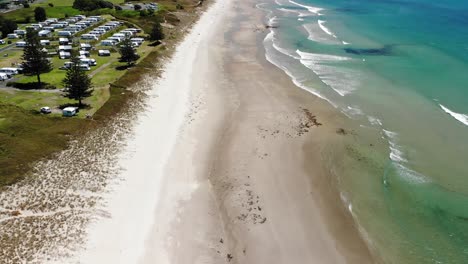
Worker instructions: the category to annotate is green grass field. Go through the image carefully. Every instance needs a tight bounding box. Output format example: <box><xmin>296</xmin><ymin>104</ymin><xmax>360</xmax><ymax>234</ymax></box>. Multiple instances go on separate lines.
<box><xmin>0</xmin><ymin>0</ymin><xmax>190</xmax><ymax>187</ymax></box>
<box><xmin>2</xmin><ymin>0</ymin><xmax>125</xmax><ymax>22</ymax></box>
<box><xmin>0</xmin><ymin>103</ymin><xmax>86</xmax><ymax>186</ymax></box>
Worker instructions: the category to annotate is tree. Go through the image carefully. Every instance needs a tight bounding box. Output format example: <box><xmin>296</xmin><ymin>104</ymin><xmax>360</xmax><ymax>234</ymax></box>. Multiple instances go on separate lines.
<box><xmin>0</xmin><ymin>18</ymin><xmax>17</xmax><ymax>38</ymax></box>
<box><xmin>73</xmin><ymin>0</ymin><xmax>98</xmax><ymax>11</ymax></box>
<box><xmin>119</xmin><ymin>38</ymin><xmax>139</xmax><ymax>66</ymax></box>
<box><xmin>149</xmin><ymin>21</ymin><xmax>164</xmax><ymax>42</ymax></box>
<box><xmin>73</xmin><ymin>0</ymin><xmax>113</xmax><ymax>11</ymax></box>
<box><xmin>62</xmin><ymin>54</ymin><xmax>93</xmax><ymax>106</ymax></box>
<box><xmin>21</xmin><ymin>28</ymin><xmax>52</xmax><ymax>85</ymax></box>
<box><xmin>34</xmin><ymin>7</ymin><xmax>46</xmax><ymax>22</ymax></box>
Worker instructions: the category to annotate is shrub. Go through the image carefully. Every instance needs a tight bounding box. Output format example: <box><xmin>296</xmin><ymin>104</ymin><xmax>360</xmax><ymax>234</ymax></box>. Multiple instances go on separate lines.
<box><xmin>34</xmin><ymin>7</ymin><xmax>47</xmax><ymax>22</ymax></box>
<box><xmin>98</xmin><ymin>0</ymin><xmax>114</xmax><ymax>9</ymax></box>
<box><xmin>23</xmin><ymin>3</ymin><xmax>30</xmax><ymax>8</ymax></box>
<box><xmin>48</xmin><ymin>3</ymin><xmax>54</xmax><ymax>7</ymax></box>
<box><xmin>149</xmin><ymin>21</ymin><xmax>164</xmax><ymax>42</ymax></box>
<box><xmin>134</xmin><ymin>4</ymin><xmax>141</xmax><ymax>10</ymax></box>
<box><xmin>0</xmin><ymin>18</ymin><xmax>17</xmax><ymax>38</ymax></box>
<box><xmin>115</xmin><ymin>5</ymin><xmax>122</xmax><ymax>10</ymax></box>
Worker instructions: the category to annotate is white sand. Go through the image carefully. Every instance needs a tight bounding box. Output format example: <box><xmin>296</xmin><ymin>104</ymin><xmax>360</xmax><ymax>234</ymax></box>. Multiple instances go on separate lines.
<box><xmin>75</xmin><ymin>0</ymin><xmax>231</xmax><ymax>263</ymax></box>
<box><xmin>69</xmin><ymin>0</ymin><xmax>375</xmax><ymax>262</ymax></box>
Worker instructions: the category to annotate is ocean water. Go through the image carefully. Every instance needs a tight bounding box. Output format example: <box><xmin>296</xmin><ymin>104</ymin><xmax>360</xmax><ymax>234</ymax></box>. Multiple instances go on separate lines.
<box><xmin>258</xmin><ymin>0</ymin><xmax>468</xmax><ymax>262</ymax></box>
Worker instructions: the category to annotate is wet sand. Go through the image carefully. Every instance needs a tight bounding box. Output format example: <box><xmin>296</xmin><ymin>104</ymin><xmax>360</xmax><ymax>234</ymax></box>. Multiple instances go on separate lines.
<box><xmin>135</xmin><ymin>0</ymin><xmax>375</xmax><ymax>263</ymax></box>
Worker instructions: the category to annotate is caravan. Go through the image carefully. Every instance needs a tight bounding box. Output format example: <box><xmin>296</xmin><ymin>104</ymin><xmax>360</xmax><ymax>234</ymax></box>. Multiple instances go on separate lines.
<box><xmin>0</xmin><ymin>68</ymin><xmax>19</xmax><ymax>76</ymax></box>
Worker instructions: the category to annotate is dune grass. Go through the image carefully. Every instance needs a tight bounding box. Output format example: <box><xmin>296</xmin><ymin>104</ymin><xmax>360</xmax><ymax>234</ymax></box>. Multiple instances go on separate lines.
<box><xmin>0</xmin><ymin>103</ymin><xmax>86</xmax><ymax>186</ymax></box>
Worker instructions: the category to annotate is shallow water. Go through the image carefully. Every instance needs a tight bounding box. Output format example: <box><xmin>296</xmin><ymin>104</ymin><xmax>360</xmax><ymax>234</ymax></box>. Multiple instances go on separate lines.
<box><xmin>259</xmin><ymin>0</ymin><xmax>468</xmax><ymax>262</ymax></box>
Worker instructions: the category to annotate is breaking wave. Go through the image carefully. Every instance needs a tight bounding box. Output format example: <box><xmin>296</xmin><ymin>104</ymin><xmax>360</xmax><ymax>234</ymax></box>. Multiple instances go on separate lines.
<box><xmin>439</xmin><ymin>104</ymin><xmax>468</xmax><ymax>126</ymax></box>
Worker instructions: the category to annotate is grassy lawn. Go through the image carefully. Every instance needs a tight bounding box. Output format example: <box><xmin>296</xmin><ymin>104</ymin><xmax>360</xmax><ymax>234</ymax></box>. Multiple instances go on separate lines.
<box><xmin>0</xmin><ymin>49</ymin><xmax>23</xmax><ymax>68</ymax></box>
<box><xmin>0</xmin><ymin>0</ymin><xmax>200</xmax><ymax>187</ymax></box>
<box><xmin>2</xmin><ymin>0</ymin><xmax>125</xmax><ymax>22</ymax></box>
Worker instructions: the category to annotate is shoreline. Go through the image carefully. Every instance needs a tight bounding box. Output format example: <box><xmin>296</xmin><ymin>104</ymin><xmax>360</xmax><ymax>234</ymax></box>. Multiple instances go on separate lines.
<box><xmin>78</xmin><ymin>0</ymin><xmax>375</xmax><ymax>262</ymax></box>
<box><xmin>0</xmin><ymin>0</ymin><xmax>376</xmax><ymax>262</ymax></box>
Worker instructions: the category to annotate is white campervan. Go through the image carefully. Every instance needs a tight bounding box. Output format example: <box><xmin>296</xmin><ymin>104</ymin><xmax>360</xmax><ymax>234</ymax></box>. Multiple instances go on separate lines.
<box><xmin>0</xmin><ymin>68</ymin><xmax>19</xmax><ymax>75</ymax></box>
<box><xmin>15</xmin><ymin>41</ymin><xmax>27</xmax><ymax>48</ymax></box>
<box><xmin>81</xmin><ymin>34</ymin><xmax>98</xmax><ymax>40</ymax></box>
<box><xmin>58</xmin><ymin>31</ymin><xmax>72</xmax><ymax>37</ymax></box>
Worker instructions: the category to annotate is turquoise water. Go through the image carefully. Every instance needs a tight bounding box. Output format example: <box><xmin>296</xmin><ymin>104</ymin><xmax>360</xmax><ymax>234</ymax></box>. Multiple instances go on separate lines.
<box><xmin>259</xmin><ymin>0</ymin><xmax>468</xmax><ymax>262</ymax></box>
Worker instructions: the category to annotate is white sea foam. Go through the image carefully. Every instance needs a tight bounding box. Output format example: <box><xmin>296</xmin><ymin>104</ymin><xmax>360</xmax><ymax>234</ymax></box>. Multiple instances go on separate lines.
<box><xmin>318</xmin><ymin>20</ymin><xmax>337</xmax><ymax>38</ymax></box>
<box><xmin>367</xmin><ymin>116</ymin><xmax>382</xmax><ymax>126</ymax></box>
<box><xmin>393</xmin><ymin>163</ymin><xmax>429</xmax><ymax>184</ymax></box>
<box><xmin>302</xmin><ymin>23</ymin><xmax>333</xmax><ymax>43</ymax></box>
<box><xmin>289</xmin><ymin>0</ymin><xmax>324</xmax><ymax>15</ymax></box>
<box><xmin>296</xmin><ymin>49</ymin><xmax>358</xmax><ymax>96</ymax></box>
<box><xmin>342</xmin><ymin>41</ymin><xmax>350</xmax><ymax>45</ymax></box>
<box><xmin>383</xmin><ymin>129</ymin><xmax>407</xmax><ymax>163</ymax></box>
<box><xmin>344</xmin><ymin>106</ymin><xmax>364</xmax><ymax>117</ymax></box>
<box><xmin>278</xmin><ymin>7</ymin><xmax>311</xmax><ymax>17</ymax></box>
<box><xmin>263</xmin><ymin>31</ymin><xmax>335</xmax><ymax>106</ymax></box>
<box><xmin>268</xmin><ymin>16</ymin><xmax>279</xmax><ymax>26</ymax></box>
<box><xmin>439</xmin><ymin>104</ymin><xmax>468</xmax><ymax>126</ymax></box>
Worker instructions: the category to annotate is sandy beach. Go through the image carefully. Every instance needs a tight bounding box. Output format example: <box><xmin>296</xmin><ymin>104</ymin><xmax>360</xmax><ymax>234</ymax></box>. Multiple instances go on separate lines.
<box><xmin>0</xmin><ymin>0</ymin><xmax>375</xmax><ymax>262</ymax></box>
<box><xmin>73</xmin><ymin>0</ymin><xmax>375</xmax><ymax>262</ymax></box>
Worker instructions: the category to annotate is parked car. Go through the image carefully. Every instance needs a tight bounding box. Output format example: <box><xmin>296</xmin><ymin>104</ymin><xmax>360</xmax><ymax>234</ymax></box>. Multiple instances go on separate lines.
<box><xmin>0</xmin><ymin>40</ymin><xmax>5</xmax><ymax>45</ymax></box>
<box><xmin>0</xmin><ymin>73</ymin><xmax>9</xmax><ymax>81</ymax></box>
<box><xmin>40</xmin><ymin>106</ymin><xmax>52</xmax><ymax>114</ymax></box>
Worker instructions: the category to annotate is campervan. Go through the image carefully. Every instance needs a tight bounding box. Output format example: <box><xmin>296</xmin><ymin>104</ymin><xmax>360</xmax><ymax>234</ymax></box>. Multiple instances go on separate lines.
<box><xmin>59</xmin><ymin>38</ymin><xmax>69</xmax><ymax>45</ymax></box>
<box><xmin>62</xmin><ymin>107</ymin><xmax>77</xmax><ymax>117</ymax></box>
<box><xmin>13</xmin><ymin>29</ymin><xmax>26</xmax><ymax>36</ymax></box>
<box><xmin>40</xmin><ymin>40</ymin><xmax>50</xmax><ymax>46</ymax></box>
<box><xmin>80</xmin><ymin>58</ymin><xmax>97</xmax><ymax>66</ymax></box>
<box><xmin>58</xmin><ymin>31</ymin><xmax>72</xmax><ymax>37</ymax></box>
<box><xmin>81</xmin><ymin>34</ymin><xmax>98</xmax><ymax>41</ymax></box>
<box><xmin>7</xmin><ymin>33</ymin><xmax>19</xmax><ymax>39</ymax></box>
<box><xmin>98</xmin><ymin>49</ymin><xmax>111</xmax><ymax>56</ymax></box>
<box><xmin>100</xmin><ymin>40</ymin><xmax>115</xmax><ymax>46</ymax></box>
<box><xmin>15</xmin><ymin>41</ymin><xmax>27</xmax><ymax>47</ymax></box>
<box><xmin>79</xmin><ymin>64</ymin><xmax>91</xmax><ymax>71</ymax></box>
<box><xmin>0</xmin><ymin>68</ymin><xmax>19</xmax><ymax>75</ymax></box>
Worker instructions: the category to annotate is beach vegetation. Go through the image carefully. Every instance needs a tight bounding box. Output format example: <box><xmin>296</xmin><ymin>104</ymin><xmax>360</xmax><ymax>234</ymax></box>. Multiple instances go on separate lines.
<box><xmin>149</xmin><ymin>21</ymin><xmax>164</xmax><ymax>42</ymax></box>
<box><xmin>21</xmin><ymin>28</ymin><xmax>53</xmax><ymax>86</ymax></box>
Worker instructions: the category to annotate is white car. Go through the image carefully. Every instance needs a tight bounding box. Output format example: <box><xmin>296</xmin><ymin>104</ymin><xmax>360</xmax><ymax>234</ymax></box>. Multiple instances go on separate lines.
<box><xmin>0</xmin><ymin>40</ymin><xmax>5</xmax><ymax>45</ymax></box>
<box><xmin>40</xmin><ymin>107</ymin><xmax>52</xmax><ymax>114</ymax></box>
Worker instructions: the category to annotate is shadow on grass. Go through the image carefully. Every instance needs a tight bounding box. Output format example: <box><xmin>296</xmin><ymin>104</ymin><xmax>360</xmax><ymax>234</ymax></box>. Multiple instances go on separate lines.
<box><xmin>6</xmin><ymin>82</ymin><xmax>57</xmax><ymax>90</ymax></box>
<box><xmin>115</xmin><ymin>65</ymin><xmax>134</xmax><ymax>71</ymax></box>
<box><xmin>148</xmin><ymin>40</ymin><xmax>162</xmax><ymax>47</ymax></box>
